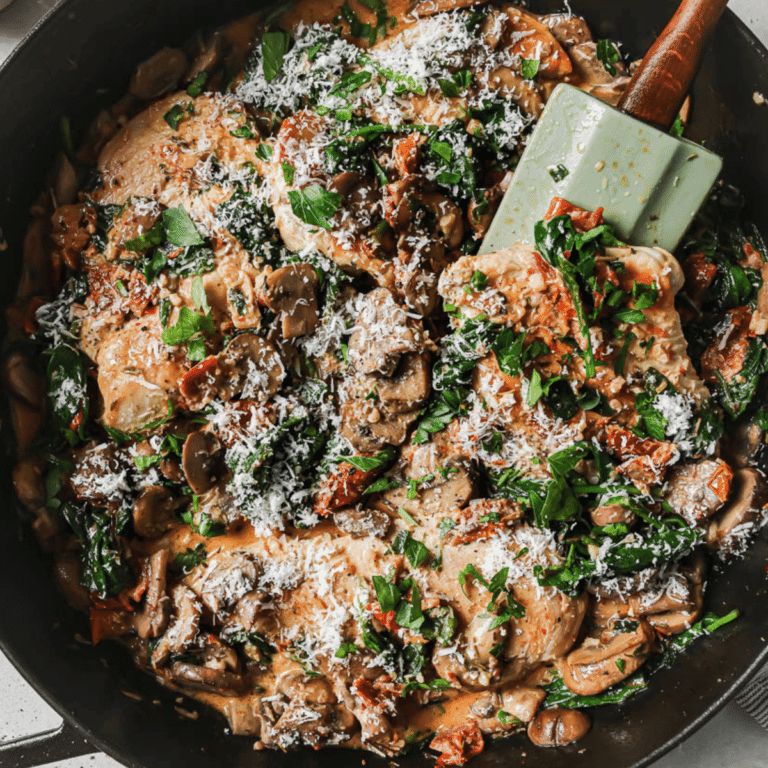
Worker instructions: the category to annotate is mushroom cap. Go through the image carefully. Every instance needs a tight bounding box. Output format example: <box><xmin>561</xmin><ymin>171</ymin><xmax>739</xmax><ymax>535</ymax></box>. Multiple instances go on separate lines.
<box><xmin>182</xmin><ymin>430</ymin><xmax>224</xmax><ymax>496</ymax></box>
<box><xmin>218</xmin><ymin>333</ymin><xmax>284</xmax><ymax>401</ymax></box>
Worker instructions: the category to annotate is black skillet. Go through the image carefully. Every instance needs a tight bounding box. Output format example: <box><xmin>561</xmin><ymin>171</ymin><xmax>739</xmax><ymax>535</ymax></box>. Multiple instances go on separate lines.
<box><xmin>1</xmin><ymin>1</ymin><xmax>768</xmax><ymax>767</ymax></box>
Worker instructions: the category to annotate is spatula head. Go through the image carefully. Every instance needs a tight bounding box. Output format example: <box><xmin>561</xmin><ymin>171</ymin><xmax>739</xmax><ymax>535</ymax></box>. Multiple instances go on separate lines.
<box><xmin>480</xmin><ymin>83</ymin><xmax>723</xmax><ymax>254</ymax></box>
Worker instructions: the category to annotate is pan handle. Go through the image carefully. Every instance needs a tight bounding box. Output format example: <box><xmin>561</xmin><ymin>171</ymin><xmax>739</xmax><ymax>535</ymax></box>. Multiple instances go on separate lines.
<box><xmin>617</xmin><ymin>0</ymin><xmax>730</xmax><ymax>128</ymax></box>
<box><xmin>0</xmin><ymin>719</ymin><xmax>96</xmax><ymax>768</ymax></box>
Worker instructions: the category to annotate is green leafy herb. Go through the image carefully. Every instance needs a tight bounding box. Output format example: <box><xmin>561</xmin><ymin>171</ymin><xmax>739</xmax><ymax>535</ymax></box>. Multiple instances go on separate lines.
<box><xmin>372</xmin><ymin>574</ymin><xmax>401</xmax><ymax>613</ymax></box>
<box><xmin>596</xmin><ymin>39</ymin><xmax>620</xmax><ymax>76</ymax></box>
<box><xmin>288</xmin><ymin>184</ymin><xmax>342</xmax><ymax>230</ymax></box>
<box><xmin>548</xmin><ymin>163</ymin><xmax>569</xmax><ymax>182</ymax></box>
<box><xmin>173</xmin><ymin>543</ymin><xmax>208</xmax><ymax>573</ymax></box>
<box><xmin>125</xmin><ymin>222</ymin><xmax>165</xmax><ymax>252</ymax></box>
<box><xmin>362</xmin><ymin>476</ymin><xmax>400</xmax><ymax>495</ymax></box>
<box><xmin>335</xmin><ymin>642</ymin><xmax>360</xmax><ymax>658</ymax></box>
<box><xmin>469</xmin><ymin>270</ymin><xmax>488</xmax><ymax>292</ymax></box>
<box><xmin>162</xmin><ymin>206</ymin><xmax>204</xmax><ymax>247</ymax></box>
<box><xmin>543</xmin><ymin>670</ymin><xmax>647</xmax><ymax>709</ymax></box>
<box><xmin>255</xmin><ymin>143</ymin><xmax>274</xmax><ymax>161</ymax></box>
<box><xmin>397</xmin><ymin>506</ymin><xmax>418</xmax><ymax>526</ymax></box>
<box><xmin>163</xmin><ymin>103</ymin><xmax>187</xmax><ymax>130</ymax></box>
<box><xmin>180</xmin><ymin>509</ymin><xmax>225</xmax><ymax>537</ymax></box>
<box><xmin>392</xmin><ymin>531</ymin><xmax>431</xmax><ymax>568</ymax></box>
<box><xmin>186</xmin><ymin>71</ymin><xmax>208</xmax><ymax>97</ymax></box>
<box><xmin>47</xmin><ymin>344</ymin><xmax>89</xmax><ymax>441</ymax></box>
<box><xmin>346</xmin><ymin>447</ymin><xmax>395</xmax><ymax>472</ymax></box>
<box><xmin>669</xmin><ymin>116</ymin><xmax>684</xmax><ymax>137</ymax></box>
<box><xmin>613</xmin><ymin>307</ymin><xmax>646</xmax><ymax>324</ymax></box>
<box><xmin>521</xmin><ymin>59</ymin><xmax>540</xmax><ymax>79</ymax></box>
<box><xmin>526</xmin><ymin>368</ymin><xmax>543</xmax><ymax>407</ymax></box>
<box><xmin>281</xmin><ymin>161</ymin><xmax>295</xmax><ymax>185</ymax></box>
<box><xmin>62</xmin><ymin>504</ymin><xmax>131</xmax><ymax>598</ymax></box>
<box><xmin>262</xmin><ymin>30</ymin><xmax>292</xmax><ymax>82</ymax></box>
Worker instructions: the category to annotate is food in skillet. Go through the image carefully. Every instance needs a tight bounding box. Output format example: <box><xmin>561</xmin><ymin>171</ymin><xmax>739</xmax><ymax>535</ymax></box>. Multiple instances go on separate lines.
<box><xmin>7</xmin><ymin>0</ymin><xmax>768</xmax><ymax>764</ymax></box>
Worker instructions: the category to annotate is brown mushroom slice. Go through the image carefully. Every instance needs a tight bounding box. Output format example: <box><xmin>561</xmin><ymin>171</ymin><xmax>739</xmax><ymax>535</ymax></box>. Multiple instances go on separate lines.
<box><xmin>132</xmin><ymin>486</ymin><xmax>182</xmax><ymax>538</ymax></box>
<box><xmin>167</xmin><ymin>662</ymin><xmax>247</xmax><ymax>696</ymax></box>
<box><xmin>542</xmin><ymin>13</ymin><xmax>593</xmax><ymax>47</ymax></box>
<box><xmin>53</xmin><ymin>554</ymin><xmax>92</xmax><ymax>612</ymax></box>
<box><xmin>151</xmin><ymin>585</ymin><xmax>202</xmax><ymax>668</ymax></box>
<box><xmin>568</xmin><ymin>41</ymin><xmax>627</xmax><ymax>86</ymax></box>
<box><xmin>191</xmin><ymin>551</ymin><xmax>261</xmax><ymax>615</ymax></box>
<box><xmin>135</xmin><ymin>549</ymin><xmax>172</xmax><ymax>640</ymax></box>
<box><xmin>340</xmin><ymin>399</ymin><xmax>418</xmax><ymax>452</ymax></box>
<box><xmin>721</xmin><ymin>420</ymin><xmax>765</xmax><ymax>470</ymax></box>
<box><xmin>186</xmin><ymin>31</ymin><xmax>224</xmax><ymax>84</ymax></box>
<box><xmin>560</xmin><ymin>620</ymin><xmax>655</xmax><ymax>696</ymax></box>
<box><xmin>218</xmin><ymin>334</ymin><xmax>284</xmax><ymax>402</ymax></box>
<box><xmin>375</xmin><ymin>352</ymin><xmax>431</xmax><ymax>414</ymax></box>
<box><xmin>664</xmin><ymin>459</ymin><xmax>734</xmax><ymax>526</ymax></box>
<box><xmin>182</xmin><ymin>431</ymin><xmax>224</xmax><ymax>496</ymax></box>
<box><xmin>707</xmin><ymin>468</ymin><xmax>768</xmax><ymax>553</ymax></box>
<box><xmin>264</xmin><ymin>263</ymin><xmax>319</xmax><ymax>339</ymax></box>
<box><xmin>500</xmin><ymin>686</ymin><xmax>547</xmax><ymax>724</ymax></box>
<box><xmin>129</xmin><ymin>48</ymin><xmax>189</xmax><ymax>100</ymax></box>
<box><xmin>348</xmin><ymin>287</ymin><xmax>418</xmax><ymax>377</ymax></box>
<box><xmin>225</xmin><ymin>700</ymin><xmax>262</xmax><ymax>736</ymax></box>
<box><xmin>527</xmin><ymin>707</ymin><xmax>591</xmax><ymax>747</ymax></box>
<box><xmin>590</xmin><ymin>503</ymin><xmax>636</xmax><ymax>527</ymax></box>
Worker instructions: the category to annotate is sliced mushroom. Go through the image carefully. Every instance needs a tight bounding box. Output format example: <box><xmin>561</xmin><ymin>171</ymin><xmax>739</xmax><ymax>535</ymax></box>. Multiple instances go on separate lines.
<box><xmin>13</xmin><ymin>455</ymin><xmax>46</xmax><ymax>511</ymax></box>
<box><xmin>542</xmin><ymin>13</ymin><xmax>593</xmax><ymax>47</ymax></box>
<box><xmin>182</xmin><ymin>431</ymin><xmax>224</xmax><ymax>496</ymax></box>
<box><xmin>135</xmin><ymin>549</ymin><xmax>172</xmax><ymax>639</ymax></box>
<box><xmin>721</xmin><ymin>420</ymin><xmax>765</xmax><ymax>470</ymax></box>
<box><xmin>186</xmin><ymin>31</ymin><xmax>224</xmax><ymax>84</ymax></box>
<box><xmin>568</xmin><ymin>41</ymin><xmax>627</xmax><ymax>86</ymax></box>
<box><xmin>129</xmin><ymin>48</ymin><xmax>188</xmax><ymax>100</ymax></box>
<box><xmin>375</xmin><ymin>352</ymin><xmax>431</xmax><ymax>413</ymax></box>
<box><xmin>132</xmin><ymin>486</ymin><xmax>182</xmax><ymax>538</ymax></box>
<box><xmin>383</xmin><ymin>176</ymin><xmax>464</xmax><ymax>249</ymax></box>
<box><xmin>340</xmin><ymin>401</ymin><xmax>418</xmax><ymax>452</ymax></box>
<box><xmin>500</xmin><ymin>686</ymin><xmax>547</xmax><ymax>724</ymax></box>
<box><xmin>264</xmin><ymin>263</ymin><xmax>319</xmax><ymax>339</ymax></box>
<box><xmin>333</xmin><ymin>505</ymin><xmax>390</xmax><ymax>538</ymax></box>
<box><xmin>527</xmin><ymin>707</ymin><xmax>591</xmax><ymax>747</ymax></box>
<box><xmin>348</xmin><ymin>288</ymin><xmax>418</xmax><ymax>377</ymax></box>
<box><xmin>167</xmin><ymin>662</ymin><xmax>247</xmax><ymax>696</ymax></box>
<box><xmin>218</xmin><ymin>334</ymin><xmax>284</xmax><ymax>401</ymax></box>
<box><xmin>590</xmin><ymin>503</ymin><xmax>636</xmax><ymax>527</ymax></box>
<box><xmin>707</xmin><ymin>468</ymin><xmax>768</xmax><ymax>553</ymax></box>
<box><xmin>151</xmin><ymin>585</ymin><xmax>202</xmax><ymax>668</ymax></box>
<box><xmin>260</xmin><ymin>672</ymin><xmax>355</xmax><ymax>748</ymax></box>
<box><xmin>560</xmin><ymin>620</ymin><xmax>654</xmax><ymax>696</ymax></box>
<box><xmin>225</xmin><ymin>699</ymin><xmax>262</xmax><ymax>736</ymax></box>
<box><xmin>53</xmin><ymin>554</ymin><xmax>92</xmax><ymax>612</ymax></box>
<box><xmin>191</xmin><ymin>551</ymin><xmax>260</xmax><ymax>615</ymax></box>
<box><xmin>664</xmin><ymin>459</ymin><xmax>734</xmax><ymax>526</ymax></box>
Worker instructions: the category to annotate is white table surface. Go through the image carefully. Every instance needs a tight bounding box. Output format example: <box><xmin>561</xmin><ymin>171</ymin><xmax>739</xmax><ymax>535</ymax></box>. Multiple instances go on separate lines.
<box><xmin>1</xmin><ymin>1</ymin><xmax>767</xmax><ymax>766</ymax></box>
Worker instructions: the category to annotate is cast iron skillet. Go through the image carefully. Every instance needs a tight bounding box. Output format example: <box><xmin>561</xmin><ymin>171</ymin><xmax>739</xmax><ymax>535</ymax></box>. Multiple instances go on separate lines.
<box><xmin>1</xmin><ymin>1</ymin><xmax>768</xmax><ymax>767</ymax></box>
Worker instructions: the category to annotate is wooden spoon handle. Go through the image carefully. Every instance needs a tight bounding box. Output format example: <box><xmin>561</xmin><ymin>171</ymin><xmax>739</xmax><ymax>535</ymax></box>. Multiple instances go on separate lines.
<box><xmin>617</xmin><ymin>0</ymin><xmax>729</xmax><ymax>128</ymax></box>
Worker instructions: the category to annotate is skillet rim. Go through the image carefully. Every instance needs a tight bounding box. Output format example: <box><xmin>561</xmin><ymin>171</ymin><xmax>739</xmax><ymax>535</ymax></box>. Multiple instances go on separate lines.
<box><xmin>0</xmin><ymin>2</ymin><xmax>767</xmax><ymax>767</ymax></box>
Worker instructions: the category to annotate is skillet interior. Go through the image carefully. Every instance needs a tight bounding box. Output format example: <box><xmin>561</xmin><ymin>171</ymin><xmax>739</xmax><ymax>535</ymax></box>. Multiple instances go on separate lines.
<box><xmin>1</xmin><ymin>1</ymin><xmax>768</xmax><ymax>766</ymax></box>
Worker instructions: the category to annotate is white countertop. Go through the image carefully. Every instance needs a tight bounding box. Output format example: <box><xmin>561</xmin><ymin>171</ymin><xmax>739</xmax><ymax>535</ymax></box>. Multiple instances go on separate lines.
<box><xmin>1</xmin><ymin>1</ymin><xmax>767</xmax><ymax>766</ymax></box>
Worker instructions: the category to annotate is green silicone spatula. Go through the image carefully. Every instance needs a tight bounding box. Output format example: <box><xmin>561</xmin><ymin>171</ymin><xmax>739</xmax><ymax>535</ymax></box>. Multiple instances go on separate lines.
<box><xmin>481</xmin><ymin>0</ymin><xmax>729</xmax><ymax>255</ymax></box>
